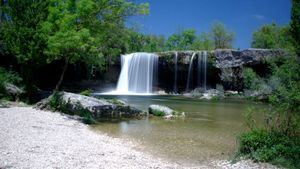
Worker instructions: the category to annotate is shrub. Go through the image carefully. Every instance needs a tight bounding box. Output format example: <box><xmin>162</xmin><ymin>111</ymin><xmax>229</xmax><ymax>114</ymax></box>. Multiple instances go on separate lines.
<box><xmin>238</xmin><ymin>129</ymin><xmax>300</xmax><ymax>169</ymax></box>
<box><xmin>238</xmin><ymin>57</ymin><xmax>300</xmax><ymax>169</ymax></box>
<box><xmin>0</xmin><ymin>67</ymin><xmax>22</xmax><ymax>99</ymax></box>
<box><xmin>243</xmin><ymin>68</ymin><xmax>260</xmax><ymax>90</ymax></box>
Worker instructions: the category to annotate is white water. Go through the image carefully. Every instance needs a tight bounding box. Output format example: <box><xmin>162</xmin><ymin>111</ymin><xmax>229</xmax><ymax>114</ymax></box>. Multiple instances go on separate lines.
<box><xmin>174</xmin><ymin>52</ymin><xmax>178</xmax><ymax>93</ymax></box>
<box><xmin>197</xmin><ymin>51</ymin><xmax>207</xmax><ymax>90</ymax></box>
<box><xmin>186</xmin><ymin>53</ymin><xmax>197</xmax><ymax>91</ymax></box>
<box><xmin>106</xmin><ymin>53</ymin><xmax>158</xmax><ymax>95</ymax></box>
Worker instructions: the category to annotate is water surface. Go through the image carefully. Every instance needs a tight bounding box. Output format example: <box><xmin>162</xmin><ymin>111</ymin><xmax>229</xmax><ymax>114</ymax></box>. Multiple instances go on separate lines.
<box><xmin>91</xmin><ymin>95</ymin><xmax>265</xmax><ymax>166</ymax></box>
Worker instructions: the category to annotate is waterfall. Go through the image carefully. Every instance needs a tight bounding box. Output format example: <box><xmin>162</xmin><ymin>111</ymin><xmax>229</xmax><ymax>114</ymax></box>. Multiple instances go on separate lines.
<box><xmin>197</xmin><ymin>51</ymin><xmax>207</xmax><ymax>90</ymax></box>
<box><xmin>174</xmin><ymin>52</ymin><xmax>178</xmax><ymax>93</ymax></box>
<box><xmin>186</xmin><ymin>52</ymin><xmax>197</xmax><ymax>92</ymax></box>
<box><xmin>112</xmin><ymin>53</ymin><xmax>158</xmax><ymax>94</ymax></box>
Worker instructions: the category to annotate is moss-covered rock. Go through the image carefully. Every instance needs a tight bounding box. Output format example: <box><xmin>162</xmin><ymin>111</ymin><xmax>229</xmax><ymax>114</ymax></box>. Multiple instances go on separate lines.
<box><xmin>148</xmin><ymin>104</ymin><xmax>185</xmax><ymax>119</ymax></box>
<box><xmin>35</xmin><ymin>92</ymin><xmax>144</xmax><ymax>123</ymax></box>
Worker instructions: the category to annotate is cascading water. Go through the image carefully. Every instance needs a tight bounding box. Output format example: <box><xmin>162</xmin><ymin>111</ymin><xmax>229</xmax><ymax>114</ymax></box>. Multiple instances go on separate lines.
<box><xmin>112</xmin><ymin>52</ymin><xmax>158</xmax><ymax>95</ymax></box>
<box><xmin>197</xmin><ymin>51</ymin><xmax>207</xmax><ymax>90</ymax></box>
<box><xmin>173</xmin><ymin>52</ymin><xmax>178</xmax><ymax>93</ymax></box>
<box><xmin>186</xmin><ymin>52</ymin><xmax>197</xmax><ymax>92</ymax></box>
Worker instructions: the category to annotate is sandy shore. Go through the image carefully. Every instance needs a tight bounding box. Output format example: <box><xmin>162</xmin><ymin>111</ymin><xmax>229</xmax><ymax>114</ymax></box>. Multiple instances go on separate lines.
<box><xmin>0</xmin><ymin>107</ymin><xmax>278</xmax><ymax>169</ymax></box>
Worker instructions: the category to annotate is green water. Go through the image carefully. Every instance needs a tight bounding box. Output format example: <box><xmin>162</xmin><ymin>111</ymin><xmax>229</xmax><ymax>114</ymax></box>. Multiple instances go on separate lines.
<box><xmin>91</xmin><ymin>95</ymin><xmax>266</xmax><ymax>166</ymax></box>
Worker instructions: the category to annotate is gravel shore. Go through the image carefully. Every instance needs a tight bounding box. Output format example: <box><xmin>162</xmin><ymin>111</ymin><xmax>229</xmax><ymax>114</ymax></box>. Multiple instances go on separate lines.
<box><xmin>0</xmin><ymin>107</ymin><xmax>278</xmax><ymax>169</ymax></box>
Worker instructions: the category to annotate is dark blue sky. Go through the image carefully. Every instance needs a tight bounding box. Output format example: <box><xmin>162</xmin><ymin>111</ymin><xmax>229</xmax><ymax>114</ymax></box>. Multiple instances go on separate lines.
<box><xmin>128</xmin><ymin>0</ymin><xmax>292</xmax><ymax>49</ymax></box>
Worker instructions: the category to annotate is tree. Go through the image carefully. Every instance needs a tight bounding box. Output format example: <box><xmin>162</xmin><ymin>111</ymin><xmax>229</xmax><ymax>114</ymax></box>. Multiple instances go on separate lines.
<box><xmin>251</xmin><ymin>23</ymin><xmax>295</xmax><ymax>52</ymax></box>
<box><xmin>42</xmin><ymin>0</ymin><xmax>148</xmax><ymax>90</ymax></box>
<box><xmin>166</xmin><ymin>28</ymin><xmax>197</xmax><ymax>51</ymax></box>
<box><xmin>126</xmin><ymin>29</ymin><xmax>165</xmax><ymax>53</ymax></box>
<box><xmin>210</xmin><ymin>22</ymin><xmax>234</xmax><ymax>49</ymax></box>
<box><xmin>291</xmin><ymin>0</ymin><xmax>300</xmax><ymax>56</ymax></box>
<box><xmin>0</xmin><ymin>0</ymin><xmax>49</xmax><ymax>64</ymax></box>
<box><xmin>192</xmin><ymin>32</ymin><xmax>214</xmax><ymax>50</ymax></box>
<box><xmin>0</xmin><ymin>0</ymin><xmax>50</xmax><ymax>98</ymax></box>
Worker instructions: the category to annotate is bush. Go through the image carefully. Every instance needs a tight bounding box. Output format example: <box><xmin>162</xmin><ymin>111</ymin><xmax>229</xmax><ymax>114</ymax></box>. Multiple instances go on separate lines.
<box><xmin>243</xmin><ymin>68</ymin><xmax>260</xmax><ymax>90</ymax></box>
<box><xmin>0</xmin><ymin>67</ymin><xmax>22</xmax><ymax>99</ymax></box>
<box><xmin>238</xmin><ymin>129</ymin><xmax>300</xmax><ymax>169</ymax></box>
<box><xmin>238</xmin><ymin>57</ymin><xmax>300</xmax><ymax>169</ymax></box>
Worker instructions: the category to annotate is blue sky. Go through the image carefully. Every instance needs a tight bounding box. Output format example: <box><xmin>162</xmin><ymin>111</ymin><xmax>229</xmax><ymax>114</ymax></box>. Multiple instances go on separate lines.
<box><xmin>128</xmin><ymin>0</ymin><xmax>292</xmax><ymax>49</ymax></box>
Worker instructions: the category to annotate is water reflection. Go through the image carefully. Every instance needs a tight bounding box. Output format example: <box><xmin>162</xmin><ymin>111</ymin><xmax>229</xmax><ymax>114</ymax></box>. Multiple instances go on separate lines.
<box><xmin>92</xmin><ymin>95</ymin><xmax>266</xmax><ymax>166</ymax></box>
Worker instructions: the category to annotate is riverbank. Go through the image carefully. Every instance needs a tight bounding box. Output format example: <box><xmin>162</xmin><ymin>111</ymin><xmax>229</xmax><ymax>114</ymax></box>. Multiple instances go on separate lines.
<box><xmin>0</xmin><ymin>106</ymin><xmax>278</xmax><ymax>168</ymax></box>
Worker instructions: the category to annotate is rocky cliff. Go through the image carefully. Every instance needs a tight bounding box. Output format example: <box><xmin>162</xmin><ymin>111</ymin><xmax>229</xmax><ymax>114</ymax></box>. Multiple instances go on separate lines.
<box><xmin>155</xmin><ymin>49</ymin><xmax>286</xmax><ymax>92</ymax></box>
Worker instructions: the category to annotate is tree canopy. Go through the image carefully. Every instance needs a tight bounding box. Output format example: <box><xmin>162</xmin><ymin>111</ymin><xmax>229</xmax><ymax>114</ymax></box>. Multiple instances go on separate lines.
<box><xmin>251</xmin><ymin>23</ymin><xmax>295</xmax><ymax>52</ymax></box>
<box><xmin>291</xmin><ymin>0</ymin><xmax>300</xmax><ymax>56</ymax></box>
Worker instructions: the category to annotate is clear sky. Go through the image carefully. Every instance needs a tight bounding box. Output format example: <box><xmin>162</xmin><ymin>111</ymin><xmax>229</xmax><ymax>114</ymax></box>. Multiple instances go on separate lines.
<box><xmin>128</xmin><ymin>0</ymin><xmax>292</xmax><ymax>49</ymax></box>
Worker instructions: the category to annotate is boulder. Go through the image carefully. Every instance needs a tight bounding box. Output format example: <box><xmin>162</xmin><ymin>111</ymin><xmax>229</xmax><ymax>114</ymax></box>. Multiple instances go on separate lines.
<box><xmin>35</xmin><ymin>92</ymin><xmax>143</xmax><ymax>119</ymax></box>
<box><xmin>4</xmin><ymin>83</ymin><xmax>24</xmax><ymax>100</ymax></box>
<box><xmin>148</xmin><ymin>104</ymin><xmax>185</xmax><ymax>119</ymax></box>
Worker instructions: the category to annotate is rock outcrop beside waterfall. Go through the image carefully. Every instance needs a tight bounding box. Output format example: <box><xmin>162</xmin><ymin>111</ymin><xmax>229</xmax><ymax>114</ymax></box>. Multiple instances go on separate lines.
<box><xmin>35</xmin><ymin>92</ymin><xmax>143</xmax><ymax>119</ymax></box>
<box><xmin>157</xmin><ymin>49</ymin><xmax>285</xmax><ymax>66</ymax></box>
<box><xmin>214</xmin><ymin>49</ymin><xmax>285</xmax><ymax>68</ymax></box>
<box><xmin>103</xmin><ymin>49</ymin><xmax>286</xmax><ymax>93</ymax></box>
<box><xmin>155</xmin><ymin>49</ymin><xmax>286</xmax><ymax>92</ymax></box>
<box><xmin>215</xmin><ymin>49</ymin><xmax>286</xmax><ymax>91</ymax></box>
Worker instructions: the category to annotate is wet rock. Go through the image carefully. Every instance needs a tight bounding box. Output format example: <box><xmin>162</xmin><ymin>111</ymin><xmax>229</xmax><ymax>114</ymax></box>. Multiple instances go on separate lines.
<box><xmin>35</xmin><ymin>92</ymin><xmax>143</xmax><ymax>119</ymax></box>
<box><xmin>148</xmin><ymin>104</ymin><xmax>185</xmax><ymax>119</ymax></box>
<box><xmin>201</xmin><ymin>89</ymin><xmax>225</xmax><ymax>100</ymax></box>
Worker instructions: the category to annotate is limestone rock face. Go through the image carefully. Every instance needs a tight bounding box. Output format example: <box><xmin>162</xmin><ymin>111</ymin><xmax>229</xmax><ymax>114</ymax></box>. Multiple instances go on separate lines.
<box><xmin>214</xmin><ymin>49</ymin><xmax>286</xmax><ymax>91</ymax></box>
<box><xmin>215</xmin><ymin>48</ymin><xmax>286</xmax><ymax>68</ymax></box>
<box><xmin>35</xmin><ymin>92</ymin><xmax>143</xmax><ymax>119</ymax></box>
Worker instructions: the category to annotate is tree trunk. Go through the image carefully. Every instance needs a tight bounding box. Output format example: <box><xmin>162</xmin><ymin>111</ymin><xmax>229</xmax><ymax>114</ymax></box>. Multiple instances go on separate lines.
<box><xmin>55</xmin><ymin>57</ymin><xmax>69</xmax><ymax>91</ymax></box>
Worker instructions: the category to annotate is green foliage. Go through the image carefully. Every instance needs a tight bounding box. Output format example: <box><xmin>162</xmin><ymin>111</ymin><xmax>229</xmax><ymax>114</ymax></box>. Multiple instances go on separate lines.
<box><xmin>126</xmin><ymin>29</ymin><xmax>165</xmax><ymax>52</ymax></box>
<box><xmin>194</xmin><ymin>32</ymin><xmax>215</xmax><ymax>50</ymax></box>
<box><xmin>127</xmin><ymin>21</ymin><xmax>233</xmax><ymax>52</ymax></box>
<box><xmin>238</xmin><ymin>57</ymin><xmax>300</xmax><ymax>168</ymax></box>
<box><xmin>238</xmin><ymin>129</ymin><xmax>300</xmax><ymax>169</ymax></box>
<box><xmin>210</xmin><ymin>22</ymin><xmax>235</xmax><ymax>49</ymax></box>
<box><xmin>290</xmin><ymin>0</ymin><xmax>300</xmax><ymax>56</ymax></box>
<box><xmin>251</xmin><ymin>23</ymin><xmax>295</xmax><ymax>53</ymax></box>
<box><xmin>243</xmin><ymin>68</ymin><xmax>261</xmax><ymax>90</ymax></box>
<box><xmin>80</xmin><ymin>89</ymin><xmax>93</xmax><ymax>96</ymax></box>
<box><xmin>107</xmin><ymin>98</ymin><xmax>125</xmax><ymax>106</ymax></box>
<box><xmin>243</xmin><ymin>67</ymin><xmax>279</xmax><ymax>100</ymax></box>
<box><xmin>210</xmin><ymin>96</ymin><xmax>221</xmax><ymax>101</ymax></box>
<box><xmin>49</xmin><ymin>91</ymin><xmax>96</xmax><ymax>124</ymax></box>
<box><xmin>151</xmin><ymin>110</ymin><xmax>165</xmax><ymax>116</ymax></box>
<box><xmin>41</xmin><ymin>0</ymin><xmax>149</xmax><ymax>89</ymax></box>
<box><xmin>166</xmin><ymin>29</ymin><xmax>197</xmax><ymax>51</ymax></box>
<box><xmin>243</xmin><ymin>107</ymin><xmax>259</xmax><ymax>130</ymax></box>
<box><xmin>268</xmin><ymin>57</ymin><xmax>300</xmax><ymax>136</ymax></box>
<box><xmin>0</xmin><ymin>0</ymin><xmax>49</xmax><ymax>64</ymax></box>
<box><xmin>0</xmin><ymin>67</ymin><xmax>22</xmax><ymax>98</ymax></box>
